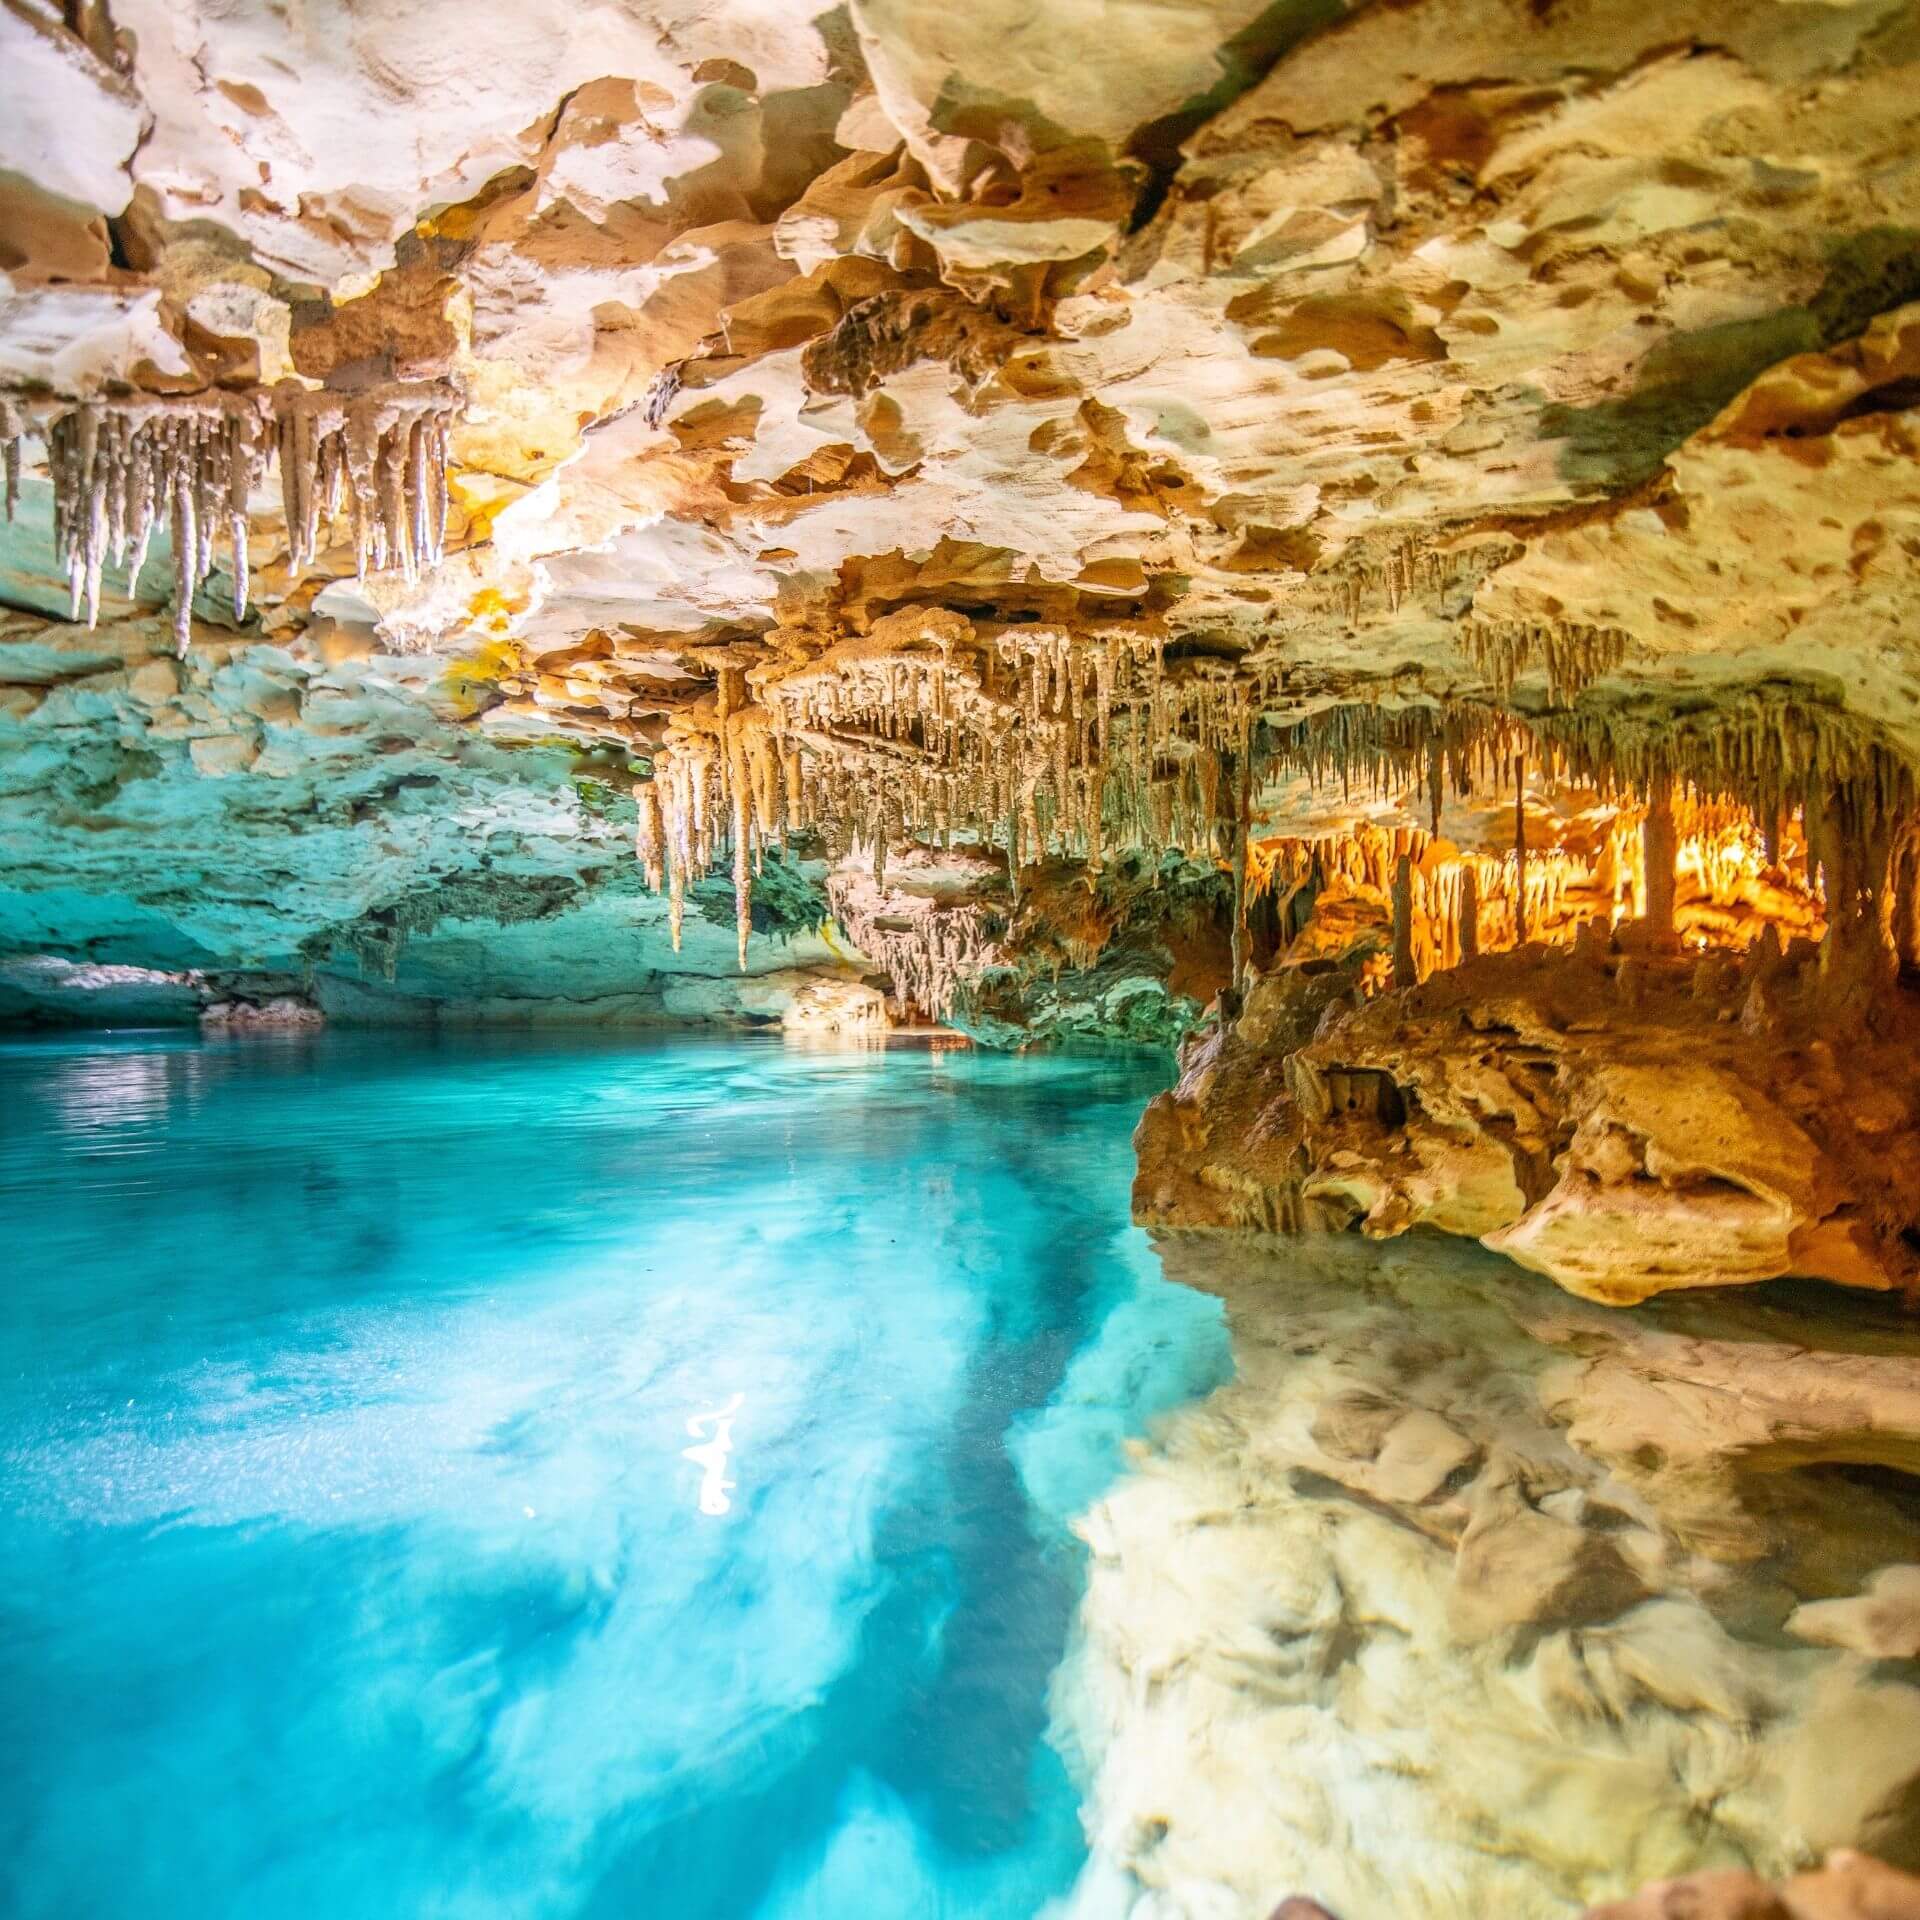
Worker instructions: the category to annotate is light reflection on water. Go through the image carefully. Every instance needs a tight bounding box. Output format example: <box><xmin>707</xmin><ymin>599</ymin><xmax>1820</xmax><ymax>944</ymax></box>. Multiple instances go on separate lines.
<box><xmin>0</xmin><ymin>1031</ymin><xmax>1230</xmax><ymax>1920</ymax></box>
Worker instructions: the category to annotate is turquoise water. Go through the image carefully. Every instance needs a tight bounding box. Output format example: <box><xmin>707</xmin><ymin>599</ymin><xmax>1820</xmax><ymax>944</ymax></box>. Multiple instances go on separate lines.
<box><xmin>0</xmin><ymin>1032</ymin><xmax>1229</xmax><ymax>1920</ymax></box>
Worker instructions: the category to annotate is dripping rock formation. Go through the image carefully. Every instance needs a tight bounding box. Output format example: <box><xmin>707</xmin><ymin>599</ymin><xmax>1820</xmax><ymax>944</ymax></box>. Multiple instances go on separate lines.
<box><xmin>4</xmin><ymin>0</ymin><xmax>1920</xmax><ymax>1039</ymax></box>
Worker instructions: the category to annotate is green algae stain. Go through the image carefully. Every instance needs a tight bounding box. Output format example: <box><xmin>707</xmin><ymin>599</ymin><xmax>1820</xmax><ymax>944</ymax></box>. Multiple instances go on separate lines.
<box><xmin>1540</xmin><ymin>226</ymin><xmax>1920</xmax><ymax>492</ymax></box>
<box><xmin>1126</xmin><ymin>0</ymin><xmax>1350</xmax><ymax>227</ymax></box>
<box><xmin>1809</xmin><ymin>225</ymin><xmax>1920</xmax><ymax>342</ymax></box>
<box><xmin>689</xmin><ymin>848</ymin><xmax>831</xmax><ymax>943</ymax></box>
<box><xmin>1540</xmin><ymin>309</ymin><xmax>1822</xmax><ymax>491</ymax></box>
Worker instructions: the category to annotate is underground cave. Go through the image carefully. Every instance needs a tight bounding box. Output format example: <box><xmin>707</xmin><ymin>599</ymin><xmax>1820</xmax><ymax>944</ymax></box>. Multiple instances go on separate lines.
<box><xmin>4</xmin><ymin>3</ymin><xmax>1920</xmax><ymax>1917</ymax></box>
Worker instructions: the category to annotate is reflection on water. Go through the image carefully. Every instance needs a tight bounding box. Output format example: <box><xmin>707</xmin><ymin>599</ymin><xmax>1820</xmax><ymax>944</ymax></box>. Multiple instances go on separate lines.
<box><xmin>0</xmin><ymin>1031</ymin><xmax>1230</xmax><ymax>1920</ymax></box>
<box><xmin>685</xmin><ymin>1393</ymin><xmax>745</xmax><ymax>1516</ymax></box>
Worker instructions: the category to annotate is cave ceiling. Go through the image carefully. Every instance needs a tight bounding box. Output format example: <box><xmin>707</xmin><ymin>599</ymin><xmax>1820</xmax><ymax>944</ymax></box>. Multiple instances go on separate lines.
<box><xmin>3</xmin><ymin>0</ymin><xmax>1920</xmax><ymax>977</ymax></box>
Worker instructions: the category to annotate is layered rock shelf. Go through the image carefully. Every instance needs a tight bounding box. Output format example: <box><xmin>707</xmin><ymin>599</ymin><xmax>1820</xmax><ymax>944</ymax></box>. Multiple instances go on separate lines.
<box><xmin>1136</xmin><ymin>935</ymin><xmax>1920</xmax><ymax>1306</ymax></box>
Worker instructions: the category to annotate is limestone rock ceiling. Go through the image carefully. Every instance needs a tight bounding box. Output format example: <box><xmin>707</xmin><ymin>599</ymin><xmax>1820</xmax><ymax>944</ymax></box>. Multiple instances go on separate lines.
<box><xmin>4</xmin><ymin>0</ymin><xmax>1920</xmax><ymax>995</ymax></box>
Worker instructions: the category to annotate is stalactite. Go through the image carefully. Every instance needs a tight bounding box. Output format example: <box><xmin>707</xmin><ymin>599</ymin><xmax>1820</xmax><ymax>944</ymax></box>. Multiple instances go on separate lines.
<box><xmin>1460</xmin><ymin>618</ymin><xmax>1630</xmax><ymax>705</ymax></box>
<box><xmin>733</xmin><ymin>782</ymin><xmax>753</xmax><ymax>971</ymax></box>
<box><xmin>12</xmin><ymin>378</ymin><xmax>459</xmax><ymax>654</ymax></box>
<box><xmin>1514</xmin><ymin>765</ymin><xmax>1528</xmax><ymax>943</ymax></box>
<box><xmin>635</xmin><ymin>780</ymin><xmax>665</xmax><ymax>891</ymax></box>
<box><xmin>0</xmin><ymin>397</ymin><xmax>24</xmax><ymax>523</ymax></box>
<box><xmin>40</xmin><ymin>395</ymin><xmax>269</xmax><ymax>653</ymax></box>
<box><xmin>275</xmin><ymin>382</ymin><xmax>457</xmax><ymax>584</ymax></box>
<box><xmin>1229</xmin><ymin>746</ymin><xmax>1251</xmax><ymax>995</ymax></box>
<box><xmin>1644</xmin><ymin>780</ymin><xmax>1677</xmax><ymax>942</ymax></box>
<box><xmin>1391</xmin><ymin>851</ymin><xmax>1415</xmax><ymax>990</ymax></box>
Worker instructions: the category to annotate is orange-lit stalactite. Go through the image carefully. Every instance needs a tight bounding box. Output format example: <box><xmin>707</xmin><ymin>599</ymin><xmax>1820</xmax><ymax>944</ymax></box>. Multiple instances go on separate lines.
<box><xmin>1248</xmin><ymin>796</ymin><xmax>1824</xmax><ymax>988</ymax></box>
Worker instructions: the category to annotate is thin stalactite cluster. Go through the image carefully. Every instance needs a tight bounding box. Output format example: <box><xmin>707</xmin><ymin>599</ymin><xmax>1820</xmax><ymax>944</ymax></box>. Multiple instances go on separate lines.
<box><xmin>44</xmin><ymin>395</ymin><xmax>267</xmax><ymax>653</ymax></box>
<box><xmin>273</xmin><ymin>384</ymin><xmax>457</xmax><ymax>585</ymax></box>
<box><xmin>634</xmin><ymin>620</ymin><xmax>1264</xmax><ymax>974</ymax></box>
<box><xmin>2</xmin><ymin>382</ymin><xmax>459</xmax><ymax>655</ymax></box>
<box><xmin>1458</xmin><ymin>617</ymin><xmax>1631</xmax><ymax>703</ymax></box>
<box><xmin>628</xmin><ymin>641</ymin><xmax>1920</xmax><ymax>1012</ymax></box>
<box><xmin>822</xmin><ymin>873</ymin><xmax>998</xmax><ymax>1022</ymax></box>
<box><xmin>1252</xmin><ymin>798</ymin><xmax>1823</xmax><ymax>990</ymax></box>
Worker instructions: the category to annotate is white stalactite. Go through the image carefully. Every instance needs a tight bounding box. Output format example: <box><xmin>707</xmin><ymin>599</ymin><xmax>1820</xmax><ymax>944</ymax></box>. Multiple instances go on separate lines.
<box><xmin>43</xmin><ymin>395</ymin><xmax>268</xmax><ymax>653</ymax></box>
<box><xmin>275</xmin><ymin>382</ymin><xmax>457</xmax><ymax>585</ymax></box>
<box><xmin>13</xmin><ymin>379</ymin><xmax>460</xmax><ymax>657</ymax></box>
<box><xmin>0</xmin><ymin>397</ymin><xmax>24</xmax><ymax>524</ymax></box>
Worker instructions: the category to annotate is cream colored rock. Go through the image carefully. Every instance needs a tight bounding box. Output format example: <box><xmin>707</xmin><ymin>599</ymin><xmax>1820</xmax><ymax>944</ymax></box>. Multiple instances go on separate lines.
<box><xmin>1056</xmin><ymin>1233</ymin><xmax>1920</xmax><ymax>1920</ymax></box>
<box><xmin>1789</xmin><ymin>1567</ymin><xmax>1920</xmax><ymax>1662</ymax></box>
<box><xmin>1446</xmin><ymin>1492</ymin><xmax>1648</xmax><ymax>1640</ymax></box>
<box><xmin>777</xmin><ymin>972</ymin><xmax>891</xmax><ymax>1034</ymax></box>
<box><xmin>0</xmin><ymin>2</ymin><xmax>142</xmax><ymax>219</ymax></box>
<box><xmin>200</xmin><ymin>995</ymin><xmax>323</xmax><ymax>1030</ymax></box>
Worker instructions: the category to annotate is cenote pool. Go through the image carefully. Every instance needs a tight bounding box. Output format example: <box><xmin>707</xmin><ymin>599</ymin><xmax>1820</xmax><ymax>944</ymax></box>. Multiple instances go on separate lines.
<box><xmin>0</xmin><ymin>1032</ymin><xmax>1231</xmax><ymax>1920</ymax></box>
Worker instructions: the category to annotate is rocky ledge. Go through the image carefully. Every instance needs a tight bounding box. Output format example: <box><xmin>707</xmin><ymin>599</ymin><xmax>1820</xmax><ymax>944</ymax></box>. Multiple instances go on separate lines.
<box><xmin>1273</xmin><ymin>1851</ymin><xmax>1920</xmax><ymax>1919</ymax></box>
<box><xmin>1136</xmin><ymin>935</ymin><xmax>1920</xmax><ymax>1307</ymax></box>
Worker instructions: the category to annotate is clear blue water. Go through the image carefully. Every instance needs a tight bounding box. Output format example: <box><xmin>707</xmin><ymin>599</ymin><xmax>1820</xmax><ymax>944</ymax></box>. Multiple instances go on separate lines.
<box><xmin>0</xmin><ymin>1032</ymin><xmax>1229</xmax><ymax>1920</ymax></box>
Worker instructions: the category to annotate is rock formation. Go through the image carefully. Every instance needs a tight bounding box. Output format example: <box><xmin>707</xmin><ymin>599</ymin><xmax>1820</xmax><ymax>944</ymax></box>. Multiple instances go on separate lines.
<box><xmin>1261</xmin><ymin>1852</ymin><xmax>1920</xmax><ymax>1919</ymax></box>
<box><xmin>3</xmin><ymin>0</ymin><xmax>1919</xmax><ymax>1037</ymax></box>
<box><xmin>1136</xmin><ymin>931</ymin><xmax>1920</xmax><ymax>1305</ymax></box>
<box><xmin>1058</xmin><ymin>1233</ymin><xmax>1920</xmax><ymax>1919</ymax></box>
<box><xmin>9</xmin><ymin>1</ymin><xmax>1920</xmax><ymax>1907</ymax></box>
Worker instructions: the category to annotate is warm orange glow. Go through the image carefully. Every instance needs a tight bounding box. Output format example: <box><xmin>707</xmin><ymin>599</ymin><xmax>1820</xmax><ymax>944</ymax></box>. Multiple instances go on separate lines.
<box><xmin>1250</xmin><ymin>793</ymin><xmax>1823</xmax><ymax>985</ymax></box>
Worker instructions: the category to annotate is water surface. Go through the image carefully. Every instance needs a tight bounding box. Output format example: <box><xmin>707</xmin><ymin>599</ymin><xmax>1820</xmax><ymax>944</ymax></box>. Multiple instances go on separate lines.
<box><xmin>0</xmin><ymin>1031</ymin><xmax>1230</xmax><ymax>1920</ymax></box>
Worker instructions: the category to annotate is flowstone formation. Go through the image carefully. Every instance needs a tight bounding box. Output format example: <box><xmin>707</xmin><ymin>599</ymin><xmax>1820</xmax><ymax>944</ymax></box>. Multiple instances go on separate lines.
<box><xmin>1136</xmin><ymin>925</ymin><xmax>1920</xmax><ymax>1305</ymax></box>
<box><xmin>1132</xmin><ymin>689</ymin><xmax>1920</xmax><ymax>1304</ymax></box>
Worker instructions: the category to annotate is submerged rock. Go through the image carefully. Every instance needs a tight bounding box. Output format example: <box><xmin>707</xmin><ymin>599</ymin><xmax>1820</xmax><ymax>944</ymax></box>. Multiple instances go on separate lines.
<box><xmin>1584</xmin><ymin>1851</ymin><xmax>1920</xmax><ymax>1920</ymax></box>
<box><xmin>1268</xmin><ymin>1853</ymin><xmax>1920</xmax><ymax>1920</ymax></box>
<box><xmin>1787</xmin><ymin>1568</ymin><xmax>1920</xmax><ymax>1664</ymax></box>
<box><xmin>1056</xmin><ymin>1234</ymin><xmax>1920</xmax><ymax>1920</ymax></box>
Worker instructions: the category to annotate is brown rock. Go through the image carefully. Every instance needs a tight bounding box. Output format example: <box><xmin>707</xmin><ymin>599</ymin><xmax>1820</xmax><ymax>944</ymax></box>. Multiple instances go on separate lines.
<box><xmin>1582</xmin><ymin>1868</ymin><xmax>1792</xmax><ymax>1919</ymax></box>
<box><xmin>1137</xmin><ymin>944</ymin><xmax>1920</xmax><ymax>1308</ymax></box>
<box><xmin>1448</xmin><ymin>1496</ymin><xmax>1648</xmax><ymax>1639</ymax></box>
<box><xmin>1583</xmin><ymin>1853</ymin><xmax>1920</xmax><ymax>1920</ymax></box>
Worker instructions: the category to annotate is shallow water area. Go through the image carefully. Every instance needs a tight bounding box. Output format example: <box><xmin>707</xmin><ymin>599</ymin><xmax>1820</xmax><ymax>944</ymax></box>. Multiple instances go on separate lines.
<box><xmin>1061</xmin><ymin>1228</ymin><xmax>1920</xmax><ymax>1920</ymax></box>
<box><xmin>0</xmin><ymin>1029</ymin><xmax>1230</xmax><ymax>1920</ymax></box>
